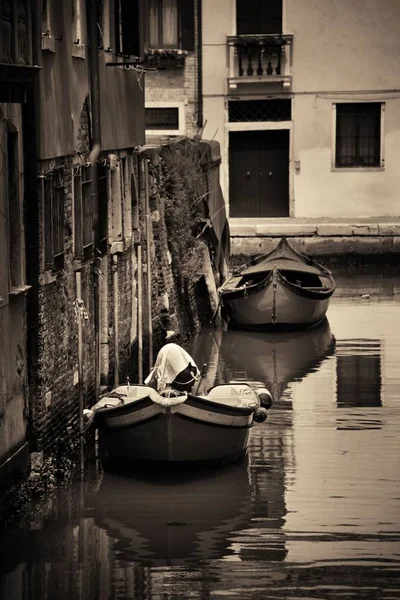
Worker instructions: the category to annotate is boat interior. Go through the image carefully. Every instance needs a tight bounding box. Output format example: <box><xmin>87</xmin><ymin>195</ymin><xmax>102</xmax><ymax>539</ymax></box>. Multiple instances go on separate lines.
<box><xmin>238</xmin><ymin>269</ymin><xmax>330</xmax><ymax>290</ymax></box>
<box><xmin>94</xmin><ymin>383</ymin><xmax>259</xmax><ymax>411</ymax></box>
<box><xmin>280</xmin><ymin>269</ymin><xmax>327</xmax><ymax>288</ymax></box>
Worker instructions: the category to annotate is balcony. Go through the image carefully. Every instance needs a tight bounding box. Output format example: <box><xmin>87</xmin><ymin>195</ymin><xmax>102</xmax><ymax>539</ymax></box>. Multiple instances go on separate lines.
<box><xmin>227</xmin><ymin>34</ymin><xmax>293</xmax><ymax>92</ymax></box>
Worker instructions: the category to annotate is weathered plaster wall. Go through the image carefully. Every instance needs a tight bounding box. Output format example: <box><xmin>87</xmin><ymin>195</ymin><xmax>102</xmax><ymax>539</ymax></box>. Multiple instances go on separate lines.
<box><xmin>289</xmin><ymin>0</ymin><xmax>400</xmax><ymax>217</ymax></box>
<box><xmin>288</xmin><ymin>0</ymin><xmax>400</xmax><ymax>93</ymax></box>
<box><xmin>201</xmin><ymin>0</ymin><xmax>400</xmax><ymax>219</ymax></box>
<box><xmin>292</xmin><ymin>96</ymin><xmax>400</xmax><ymax>218</ymax></box>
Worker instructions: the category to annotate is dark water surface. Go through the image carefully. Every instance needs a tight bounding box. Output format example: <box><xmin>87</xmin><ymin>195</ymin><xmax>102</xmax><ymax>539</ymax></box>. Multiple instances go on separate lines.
<box><xmin>1</xmin><ymin>267</ymin><xmax>400</xmax><ymax>599</ymax></box>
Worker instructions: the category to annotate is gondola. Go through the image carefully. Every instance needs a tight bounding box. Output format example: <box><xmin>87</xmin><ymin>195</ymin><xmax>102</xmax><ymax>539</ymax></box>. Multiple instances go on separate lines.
<box><xmin>84</xmin><ymin>344</ymin><xmax>272</xmax><ymax>467</ymax></box>
<box><xmin>218</xmin><ymin>237</ymin><xmax>335</xmax><ymax>330</ymax></box>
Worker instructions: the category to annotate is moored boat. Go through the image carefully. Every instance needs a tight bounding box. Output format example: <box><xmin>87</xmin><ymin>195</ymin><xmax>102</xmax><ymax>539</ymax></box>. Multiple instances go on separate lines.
<box><xmin>218</xmin><ymin>237</ymin><xmax>335</xmax><ymax>330</ymax></box>
<box><xmin>84</xmin><ymin>343</ymin><xmax>272</xmax><ymax>466</ymax></box>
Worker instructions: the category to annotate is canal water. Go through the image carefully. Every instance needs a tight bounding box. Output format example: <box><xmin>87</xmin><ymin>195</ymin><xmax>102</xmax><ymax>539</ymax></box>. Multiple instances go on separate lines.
<box><xmin>1</xmin><ymin>266</ymin><xmax>400</xmax><ymax>599</ymax></box>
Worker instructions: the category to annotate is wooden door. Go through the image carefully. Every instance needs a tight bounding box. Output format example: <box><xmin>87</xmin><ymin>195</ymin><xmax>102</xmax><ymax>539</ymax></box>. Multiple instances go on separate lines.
<box><xmin>229</xmin><ymin>130</ymin><xmax>289</xmax><ymax>218</ymax></box>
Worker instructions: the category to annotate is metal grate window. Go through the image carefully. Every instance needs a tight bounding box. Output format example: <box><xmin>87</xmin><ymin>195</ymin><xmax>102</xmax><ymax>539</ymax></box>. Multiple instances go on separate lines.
<box><xmin>228</xmin><ymin>99</ymin><xmax>291</xmax><ymax>122</ymax></box>
<box><xmin>336</xmin><ymin>103</ymin><xmax>381</xmax><ymax>167</ymax></box>
<box><xmin>145</xmin><ymin>107</ymin><xmax>179</xmax><ymax>130</ymax></box>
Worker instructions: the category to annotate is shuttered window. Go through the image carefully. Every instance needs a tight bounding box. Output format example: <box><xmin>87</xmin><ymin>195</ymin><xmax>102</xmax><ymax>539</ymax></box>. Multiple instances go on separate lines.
<box><xmin>115</xmin><ymin>0</ymin><xmax>142</xmax><ymax>57</ymax></box>
<box><xmin>335</xmin><ymin>103</ymin><xmax>381</xmax><ymax>168</ymax></box>
<box><xmin>44</xmin><ymin>167</ymin><xmax>65</xmax><ymax>271</ymax></box>
<box><xmin>74</xmin><ymin>165</ymin><xmax>93</xmax><ymax>262</ymax></box>
<box><xmin>96</xmin><ymin>163</ymin><xmax>108</xmax><ymax>255</ymax></box>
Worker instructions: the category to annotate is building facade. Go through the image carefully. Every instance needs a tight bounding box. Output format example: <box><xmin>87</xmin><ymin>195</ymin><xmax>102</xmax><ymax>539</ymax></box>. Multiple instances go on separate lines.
<box><xmin>201</xmin><ymin>0</ymin><xmax>400</xmax><ymax>220</ymax></box>
<box><xmin>0</xmin><ymin>0</ymin><xmax>41</xmax><ymax>490</ymax></box>
<box><xmin>143</xmin><ymin>0</ymin><xmax>202</xmax><ymax>141</ymax></box>
<box><xmin>0</xmin><ymin>0</ymin><xmax>146</xmax><ymax>488</ymax></box>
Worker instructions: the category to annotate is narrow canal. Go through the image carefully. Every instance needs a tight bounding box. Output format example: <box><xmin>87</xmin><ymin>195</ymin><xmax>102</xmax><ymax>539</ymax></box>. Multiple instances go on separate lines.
<box><xmin>1</xmin><ymin>266</ymin><xmax>400</xmax><ymax>600</ymax></box>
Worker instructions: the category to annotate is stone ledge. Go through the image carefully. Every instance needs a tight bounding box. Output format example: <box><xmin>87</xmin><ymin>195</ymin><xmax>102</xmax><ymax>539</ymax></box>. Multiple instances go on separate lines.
<box><xmin>378</xmin><ymin>224</ymin><xmax>400</xmax><ymax>236</ymax></box>
<box><xmin>231</xmin><ymin>235</ymin><xmax>400</xmax><ymax>256</ymax></box>
<box><xmin>317</xmin><ymin>224</ymin><xmax>354</xmax><ymax>236</ymax></box>
<box><xmin>229</xmin><ymin>224</ymin><xmax>257</xmax><ymax>237</ymax></box>
<box><xmin>257</xmin><ymin>223</ymin><xmax>317</xmax><ymax>236</ymax></box>
<box><xmin>352</xmin><ymin>224</ymin><xmax>379</xmax><ymax>236</ymax></box>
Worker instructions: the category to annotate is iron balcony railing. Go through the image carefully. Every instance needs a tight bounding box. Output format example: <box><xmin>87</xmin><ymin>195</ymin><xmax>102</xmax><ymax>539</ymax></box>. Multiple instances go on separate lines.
<box><xmin>227</xmin><ymin>33</ymin><xmax>293</xmax><ymax>91</ymax></box>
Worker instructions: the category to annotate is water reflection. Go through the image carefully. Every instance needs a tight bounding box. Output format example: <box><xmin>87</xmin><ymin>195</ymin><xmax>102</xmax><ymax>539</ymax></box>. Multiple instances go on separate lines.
<box><xmin>86</xmin><ymin>459</ymin><xmax>253</xmax><ymax>567</ymax></box>
<box><xmin>336</xmin><ymin>339</ymin><xmax>382</xmax><ymax>407</ymax></box>
<box><xmin>190</xmin><ymin>319</ymin><xmax>336</xmax><ymax>406</ymax></box>
<box><xmin>1</xmin><ymin>271</ymin><xmax>400</xmax><ymax>599</ymax></box>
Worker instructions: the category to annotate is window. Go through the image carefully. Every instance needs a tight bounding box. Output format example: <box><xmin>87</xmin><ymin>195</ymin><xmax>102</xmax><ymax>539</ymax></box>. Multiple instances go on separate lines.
<box><xmin>7</xmin><ymin>130</ymin><xmax>25</xmax><ymax>288</ymax></box>
<box><xmin>44</xmin><ymin>166</ymin><xmax>65</xmax><ymax>271</ymax></box>
<box><xmin>71</xmin><ymin>0</ymin><xmax>86</xmax><ymax>57</ymax></box>
<box><xmin>0</xmin><ymin>123</ymin><xmax>25</xmax><ymax>305</ymax></box>
<box><xmin>96</xmin><ymin>162</ymin><xmax>108</xmax><ymax>255</ymax></box>
<box><xmin>41</xmin><ymin>0</ymin><xmax>56</xmax><ymax>52</ymax></box>
<box><xmin>115</xmin><ymin>0</ymin><xmax>141</xmax><ymax>56</ymax></box>
<box><xmin>145</xmin><ymin>107</ymin><xmax>179</xmax><ymax>130</ymax></box>
<box><xmin>145</xmin><ymin>103</ymin><xmax>186</xmax><ymax>136</ymax></box>
<box><xmin>228</xmin><ymin>99</ymin><xmax>291</xmax><ymax>122</ymax></box>
<box><xmin>335</xmin><ymin>103</ymin><xmax>382</xmax><ymax>168</ymax></box>
<box><xmin>0</xmin><ymin>0</ymin><xmax>31</xmax><ymax>64</ymax></box>
<box><xmin>146</xmin><ymin>0</ymin><xmax>194</xmax><ymax>50</ymax></box>
<box><xmin>74</xmin><ymin>165</ymin><xmax>92</xmax><ymax>261</ymax></box>
<box><xmin>236</xmin><ymin>0</ymin><xmax>282</xmax><ymax>35</ymax></box>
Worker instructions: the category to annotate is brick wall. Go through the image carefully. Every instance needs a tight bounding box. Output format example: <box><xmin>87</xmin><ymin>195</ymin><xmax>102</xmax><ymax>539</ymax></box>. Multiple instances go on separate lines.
<box><xmin>31</xmin><ymin>131</ymin><xmax>221</xmax><ymax>455</ymax></box>
<box><xmin>145</xmin><ymin>1</ymin><xmax>200</xmax><ymax>139</ymax></box>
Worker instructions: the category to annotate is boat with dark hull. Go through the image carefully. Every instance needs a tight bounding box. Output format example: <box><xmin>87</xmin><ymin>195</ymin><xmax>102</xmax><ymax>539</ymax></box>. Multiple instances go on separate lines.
<box><xmin>85</xmin><ymin>344</ymin><xmax>272</xmax><ymax>466</ymax></box>
<box><xmin>219</xmin><ymin>237</ymin><xmax>335</xmax><ymax>330</ymax></box>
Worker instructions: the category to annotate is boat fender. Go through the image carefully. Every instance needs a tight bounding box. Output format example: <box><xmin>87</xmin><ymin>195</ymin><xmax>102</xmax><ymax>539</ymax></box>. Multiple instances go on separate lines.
<box><xmin>256</xmin><ymin>388</ymin><xmax>273</xmax><ymax>410</ymax></box>
<box><xmin>254</xmin><ymin>407</ymin><xmax>268</xmax><ymax>423</ymax></box>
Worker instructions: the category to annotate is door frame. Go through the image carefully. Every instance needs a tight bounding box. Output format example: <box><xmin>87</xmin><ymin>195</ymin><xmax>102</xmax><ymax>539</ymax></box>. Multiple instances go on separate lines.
<box><xmin>225</xmin><ymin>121</ymin><xmax>293</xmax><ymax>219</ymax></box>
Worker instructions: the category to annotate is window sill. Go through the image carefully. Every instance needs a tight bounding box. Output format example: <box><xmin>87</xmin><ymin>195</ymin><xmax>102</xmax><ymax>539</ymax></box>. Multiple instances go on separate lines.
<box><xmin>331</xmin><ymin>166</ymin><xmax>385</xmax><ymax>173</ymax></box>
<box><xmin>41</xmin><ymin>35</ymin><xmax>56</xmax><ymax>53</ymax></box>
<box><xmin>104</xmin><ymin>51</ymin><xmax>117</xmax><ymax>64</ymax></box>
<box><xmin>9</xmin><ymin>285</ymin><xmax>32</xmax><ymax>298</ymax></box>
<box><xmin>146</xmin><ymin>129</ymin><xmax>182</xmax><ymax>137</ymax></box>
<box><xmin>72</xmin><ymin>43</ymin><xmax>86</xmax><ymax>59</ymax></box>
<box><xmin>43</xmin><ymin>271</ymin><xmax>57</xmax><ymax>285</ymax></box>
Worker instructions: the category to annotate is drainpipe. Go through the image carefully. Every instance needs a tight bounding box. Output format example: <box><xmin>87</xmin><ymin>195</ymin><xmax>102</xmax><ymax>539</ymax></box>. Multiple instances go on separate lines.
<box><xmin>196</xmin><ymin>0</ymin><xmax>203</xmax><ymax>130</ymax></box>
<box><xmin>112</xmin><ymin>254</ymin><xmax>119</xmax><ymax>386</ymax></box>
<box><xmin>88</xmin><ymin>0</ymin><xmax>102</xmax><ymax>400</ymax></box>
<box><xmin>145</xmin><ymin>159</ymin><xmax>153</xmax><ymax>368</ymax></box>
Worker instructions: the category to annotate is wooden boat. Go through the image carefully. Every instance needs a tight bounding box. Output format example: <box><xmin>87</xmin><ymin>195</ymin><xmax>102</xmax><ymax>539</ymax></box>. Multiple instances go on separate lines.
<box><xmin>218</xmin><ymin>237</ymin><xmax>335</xmax><ymax>330</ymax></box>
<box><xmin>85</xmin><ymin>343</ymin><xmax>272</xmax><ymax>466</ymax></box>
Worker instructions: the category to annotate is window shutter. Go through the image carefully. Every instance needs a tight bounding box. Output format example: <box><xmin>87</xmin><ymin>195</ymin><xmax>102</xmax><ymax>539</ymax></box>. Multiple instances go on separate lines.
<box><xmin>178</xmin><ymin>0</ymin><xmax>194</xmax><ymax>51</ymax></box>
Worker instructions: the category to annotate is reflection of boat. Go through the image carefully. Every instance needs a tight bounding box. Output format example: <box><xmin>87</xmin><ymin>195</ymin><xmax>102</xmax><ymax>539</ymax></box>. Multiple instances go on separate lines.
<box><xmin>218</xmin><ymin>319</ymin><xmax>336</xmax><ymax>400</ymax></box>
<box><xmin>86</xmin><ymin>458</ymin><xmax>253</xmax><ymax>566</ymax></box>
<box><xmin>86</xmin><ymin>344</ymin><xmax>271</xmax><ymax>466</ymax></box>
<box><xmin>219</xmin><ymin>238</ymin><xmax>335</xmax><ymax>330</ymax></box>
